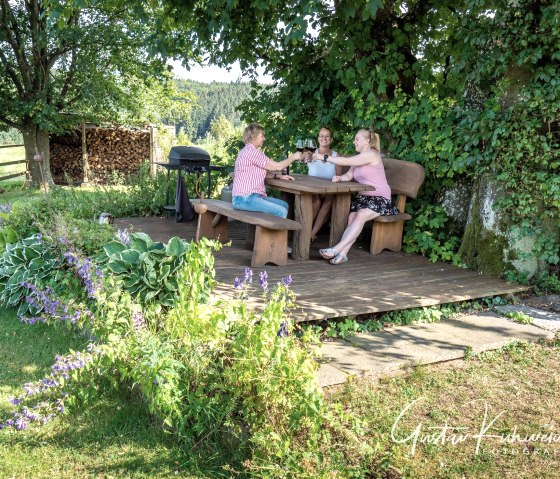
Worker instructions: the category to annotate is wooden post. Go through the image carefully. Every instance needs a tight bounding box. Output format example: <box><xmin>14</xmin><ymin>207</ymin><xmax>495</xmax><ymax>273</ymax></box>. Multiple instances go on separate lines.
<box><xmin>81</xmin><ymin>122</ymin><xmax>89</xmax><ymax>186</ymax></box>
<box><xmin>149</xmin><ymin>125</ymin><xmax>156</xmax><ymax>176</ymax></box>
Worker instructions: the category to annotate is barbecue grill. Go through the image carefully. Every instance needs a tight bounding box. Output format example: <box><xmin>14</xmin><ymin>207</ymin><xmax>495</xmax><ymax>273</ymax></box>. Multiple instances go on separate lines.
<box><xmin>168</xmin><ymin>146</ymin><xmax>211</xmax><ymax>171</ymax></box>
<box><xmin>158</xmin><ymin>146</ymin><xmax>223</xmax><ymax>222</ymax></box>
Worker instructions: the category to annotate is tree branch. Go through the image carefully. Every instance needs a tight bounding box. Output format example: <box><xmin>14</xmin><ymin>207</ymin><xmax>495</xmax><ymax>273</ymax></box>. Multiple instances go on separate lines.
<box><xmin>0</xmin><ymin>113</ymin><xmax>20</xmax><ymax>129</ymax></box>
<box><xmin>0</xmin><ymin>0</ymin><xmax>32</xmax><ymax>88</ymax></box>
<box><xmin>0</xmin><ymin>49</ymin><xmax>25</xmax><ymax>95</ymax></box>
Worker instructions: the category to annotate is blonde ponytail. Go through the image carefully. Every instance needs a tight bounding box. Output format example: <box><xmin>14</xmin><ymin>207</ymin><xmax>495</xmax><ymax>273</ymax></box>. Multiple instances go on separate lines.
<box><xmin>369</xmin><ymin>130</ymin><xmax>381</xmax><ymax>152</ymax></box>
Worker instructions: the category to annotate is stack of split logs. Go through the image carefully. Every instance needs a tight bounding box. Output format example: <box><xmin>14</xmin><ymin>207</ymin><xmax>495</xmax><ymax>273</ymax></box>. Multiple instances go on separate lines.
<box><xmin>50</xmin><ymin>126</ymin><xmax>151</xmax><ymax>184</ymax></box>
<box><xmin>50</xmin><ymin>132</ymin><xmax>82</xmax><ymax>183</ymax></box>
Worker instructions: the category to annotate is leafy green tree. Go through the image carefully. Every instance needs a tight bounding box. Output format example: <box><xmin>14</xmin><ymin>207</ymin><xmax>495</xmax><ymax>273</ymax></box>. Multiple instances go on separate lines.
<box><xmin>0</xmin><ymin>0</ymin><xmax>184</xmax><ymax>185</ymax></box>
<box><xmin>161</xmin><ymin>0</ymin><xmax>558</xmax><ymax>275</ymax></box>
<box><xmin>209</xmin><ymin>114</ymin><xmax>235</xmax><ymax>143</ymax></box>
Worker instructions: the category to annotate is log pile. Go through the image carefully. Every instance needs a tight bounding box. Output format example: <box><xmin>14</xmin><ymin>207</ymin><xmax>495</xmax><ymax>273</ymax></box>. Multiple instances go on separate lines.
<box><xmin>50</xmin><ymin>127</ymin><xmax>151</xmax><ymax>184</ymax></box>
<box><xmin>86</xmin><ymin>128</ymin><xmax>150</xmax><ymax>182</ymax></box>
<box><xmin>50</xmin><ymin>132</ymin><xmax>83</xmax><ymax>184</ymax></box>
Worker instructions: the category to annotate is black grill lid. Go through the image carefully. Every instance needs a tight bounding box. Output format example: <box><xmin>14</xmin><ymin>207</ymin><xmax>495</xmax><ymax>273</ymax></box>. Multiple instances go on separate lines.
<box><xmin>169</xmin><ymin>146</ymin><xmax>211</xmax><ymax>163</ymax></box>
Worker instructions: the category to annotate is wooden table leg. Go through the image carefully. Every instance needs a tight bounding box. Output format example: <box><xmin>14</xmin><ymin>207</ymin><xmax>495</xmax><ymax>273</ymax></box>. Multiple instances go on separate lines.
<box><xmin>330</xmin><ymin>193</ymin><xmax>351</xmax><ymax>246</ymax></box>
<box><xmin>292</xmin><ymin>194</ymin><xmax>313</xmax><ymax>260</ymax></box>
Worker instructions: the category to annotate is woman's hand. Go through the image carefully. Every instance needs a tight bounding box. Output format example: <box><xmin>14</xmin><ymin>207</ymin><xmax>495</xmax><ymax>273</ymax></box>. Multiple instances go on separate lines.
<box><xmin>289</xmin><ymin>151</ymin><xmax>303</xmax><ymax>162</ymax></box>
<box><xmin>277</xmin><ymin>174</ymin><xmax>294</xmax><ymax>181</ymax></box>
<box><xmin>331</xmin><ymin>175</ymin><xmax>342</xmax><ymax>182</ymax></box>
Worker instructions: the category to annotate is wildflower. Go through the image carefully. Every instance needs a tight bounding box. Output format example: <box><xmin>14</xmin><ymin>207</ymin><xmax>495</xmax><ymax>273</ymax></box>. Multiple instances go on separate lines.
<box><xmin>283</xmin><ymin>275</ymin><xmax>293</xmax><ymax>287</ymax></box>
<box><xmin>14</xmin><ymin>417</ymin><xmax>28</xmax><ymax>431</ymax></box>
<box><xmin>7</xmin><ymin>397</ymin><xmax>22</xmax><ymax>406</ymax></box>
<box><xmin>277</xmin><ymin>322</ymin><xmax>289</xmax><ymax>337</ymax></box>
<box><xmin>132</xmin><ymin>309</ymin><xmax>146</xmax><ymax>331</ymax></box>
<box><xmin>243</xmin><ymin>267</ymin><xmax>253</xmax><ymax>284</ymax></box>
<box><xmin>0</xmin><ymin>204</ymin><xmax>12</xmax><ymax>214</ymax></box>
<box><xmin>233</xmin><ymin>277</ymin><xmax>243</xmax><ymax>289</ymax></box>
<box><xmin>259</xmin><ymin>271</ymin><xmax>268</xmax><ymax>291</ymax></box>
<box><xmin>116</xmin><ymin>228</ymin><xmax>131</xmax><ymax>245</ymax></box>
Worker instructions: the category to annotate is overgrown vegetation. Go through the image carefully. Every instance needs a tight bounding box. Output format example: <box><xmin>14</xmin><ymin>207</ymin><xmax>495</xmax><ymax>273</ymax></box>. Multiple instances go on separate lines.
<box><xmin>161</xmin><ymin>0</ymin><xmax>559</xmax><ymax>280</ymax></box>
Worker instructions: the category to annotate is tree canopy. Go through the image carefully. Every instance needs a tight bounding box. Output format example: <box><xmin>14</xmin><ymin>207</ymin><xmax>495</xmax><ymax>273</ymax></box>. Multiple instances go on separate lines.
<box><xmin>163</xmin><ymin>0</ymin><xmax>559</xmax><ymax>273</ymax></box>
<box><xmin>0</xmin><ymin>0</ymin><xmax>189</xmax><ymax>184</ymax></box>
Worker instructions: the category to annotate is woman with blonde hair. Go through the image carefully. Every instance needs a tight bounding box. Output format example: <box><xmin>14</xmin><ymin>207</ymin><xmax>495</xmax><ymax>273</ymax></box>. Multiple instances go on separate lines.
<box><xmin>311</xmin><ymin>129</ymin><xmax>398</xmax><ymax>264</ymax></box>
<box><xmin>232</xmin><ymin>123</ymin><xmax>303</xmax><ymax>218</ymax></box>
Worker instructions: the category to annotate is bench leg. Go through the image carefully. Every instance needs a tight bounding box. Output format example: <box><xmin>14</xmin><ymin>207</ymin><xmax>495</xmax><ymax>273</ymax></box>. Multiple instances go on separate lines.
<box><xmin>251</xmin><ymin>226</ymin><xmax>288</xmax><ymax>267</ymax></box>
<box><xmin>196</xmin><ymin>211</ymin><xmax>229</xmax><ymax>242</ymax></box>
<box><xmin>370</xmin><ymin>220</ymin><xmax>404</xmax><ymax>254</ymax></box>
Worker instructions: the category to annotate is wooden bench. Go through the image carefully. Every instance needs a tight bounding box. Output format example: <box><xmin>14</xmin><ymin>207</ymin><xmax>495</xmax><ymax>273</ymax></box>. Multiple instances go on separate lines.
<box><xmin>192</xmin><ymin>199</ymin><xmax>302</xmax><ymax>267</ymax></box>
<box><xmin>369</xmin><ymin>158</ymin><xmax>425</xmax><ymax>254</ymax></box>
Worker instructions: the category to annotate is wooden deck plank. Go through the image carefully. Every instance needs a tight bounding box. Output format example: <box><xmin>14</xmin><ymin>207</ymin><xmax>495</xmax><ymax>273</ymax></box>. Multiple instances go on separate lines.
<box><xmin>115</xmin><ymin>216</ymin><xmax>528</xmax><ymax>321</ymax></box>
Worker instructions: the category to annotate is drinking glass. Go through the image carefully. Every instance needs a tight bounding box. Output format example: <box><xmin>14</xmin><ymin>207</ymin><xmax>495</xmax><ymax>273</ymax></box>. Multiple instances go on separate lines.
<box><xmin>304</xmin><ymin>138</ymin><xmax>317</xmax><ymax>152</ymax></box>
<box><xmin>295</xmin><ymin>139</ymin><xmax>305</xmax><ymax>152</ymax></box>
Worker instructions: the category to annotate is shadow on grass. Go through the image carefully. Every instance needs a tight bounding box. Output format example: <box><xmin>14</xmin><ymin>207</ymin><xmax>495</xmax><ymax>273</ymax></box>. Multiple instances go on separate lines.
<box><xmin>0</xmin><ymin>307</ymin><xmax>247</xmax><ymax>477</ymax></box>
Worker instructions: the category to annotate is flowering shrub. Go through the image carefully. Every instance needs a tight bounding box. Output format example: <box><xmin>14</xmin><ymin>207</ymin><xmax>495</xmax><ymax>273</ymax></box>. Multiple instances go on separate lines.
<box><xmin>1</xmin><ymin>234</ymin><xmax>347</xmax><ymax>476</ymax></box>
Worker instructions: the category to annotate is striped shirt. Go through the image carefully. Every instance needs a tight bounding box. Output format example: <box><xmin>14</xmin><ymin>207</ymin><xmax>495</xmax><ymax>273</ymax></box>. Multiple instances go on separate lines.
<box><xmin>232</xmin><ymin>143</ymin><xmax>270</xmax><ymax>197</ymax></box>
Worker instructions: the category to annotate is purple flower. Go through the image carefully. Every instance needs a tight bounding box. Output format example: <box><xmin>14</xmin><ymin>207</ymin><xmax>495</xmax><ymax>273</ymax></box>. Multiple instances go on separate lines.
<box><xmin>244</xmin><ymin>267</ymin><xmax>253</xmax><ymax>283</ymax></box>
<box><xmin>116</xmin><ymin>228</ymin><xmax>131</xmax><ymax>245</ymax></box>
<box><xmin>14</xmin><ymin>417</ymin><xmax>28</xmax><ymax>430</ymax></box>
<box><xmin>7</xmin><ymin>397</ymin><xmax>22</xmax><ymax>405</ymax></box>
<box><xmin>233</xmin><ymin>277</ymin><xmax>243</xmax><ymax>289</ymax></box>
<box><xmin>0</xmin><ymin>204</ymin><xmax>12</xmax><ymax>214</ymax></box>
<box><xmin>283</xmin><ymin>275</ymin><xmax>293</xmax><ymax>287</ymax></box>
<box><xmin>259</xmin><ymin>271</ymin><xmax>268</xmax><ymax>291</ymax></box>
<box><xmin>132</xmin><ymin>310</ymin><xmax>146</xmax><ymax>331</ymax></box>
<box><xmin>277</xmin><ymin>322</ymin><xmax>288</xmax><ymax>337</ymax></box>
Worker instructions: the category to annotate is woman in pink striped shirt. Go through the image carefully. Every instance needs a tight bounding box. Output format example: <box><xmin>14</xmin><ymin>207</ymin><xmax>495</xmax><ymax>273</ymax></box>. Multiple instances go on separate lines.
<box><xmin>232</xmin><ymin>123</ymin><xmax>303</xmax><ymax>218</ymax></box>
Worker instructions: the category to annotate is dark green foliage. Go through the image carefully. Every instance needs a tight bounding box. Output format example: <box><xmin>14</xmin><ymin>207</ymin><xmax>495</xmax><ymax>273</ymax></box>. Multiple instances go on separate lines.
<box><xmin>0</xmin><ymin>235</ymin><xmax>67</xmax><ymax>316</ymax></box>
<box><xmin>162</xmin><ymin>0</ymin><xmax>558</xmax><ymax>273</ymax></box>
<box><xmin>175</xmin><ymin>80</ymin><xmax>252</xmax><ymax>140</ymax></box>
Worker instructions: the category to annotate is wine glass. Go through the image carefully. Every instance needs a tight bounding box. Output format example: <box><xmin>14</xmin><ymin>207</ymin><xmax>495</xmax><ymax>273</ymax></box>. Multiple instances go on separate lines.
<box><xmin>304</xmin><ymin>138</ymin><xmax>317</xmax><ymax>152</ymax></box>
<box><xmin>295</xmin><ymin>139</ymin><xmax>305</xmax><ymax>153</ymax></box>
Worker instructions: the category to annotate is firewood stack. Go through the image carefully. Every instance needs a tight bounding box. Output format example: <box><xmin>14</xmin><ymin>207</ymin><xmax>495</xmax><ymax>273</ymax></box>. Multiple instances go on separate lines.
<box><xmin>50</xmin><ymin>127</ymin><xmax>151</xmax><ymax>184</ymax></box>
<box><xmin>86</xmin><ymin>128</ymin><xmax>149</xmax><ymax>182</ymax></box>
<box><xmin>50</xmin><ymin>132</ymin><xmax>83</xmax><ymax>184</ymax></box>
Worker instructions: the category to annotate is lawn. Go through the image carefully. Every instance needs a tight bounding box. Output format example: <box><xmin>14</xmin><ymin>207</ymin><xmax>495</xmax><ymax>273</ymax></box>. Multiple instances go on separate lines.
<box><xmin>0</xmin><ymin>146</ymin><xmax>26</xmax><ymax>181</ymax></box>
<box><xmin>2</xmin><ymin>303</ymin><xmax>559</xmax><ymax>478</ymax></box>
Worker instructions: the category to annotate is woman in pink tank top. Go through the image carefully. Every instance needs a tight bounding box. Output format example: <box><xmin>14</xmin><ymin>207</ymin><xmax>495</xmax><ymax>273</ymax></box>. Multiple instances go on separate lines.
<box><xmin>311</xmin><ymin>129</ymin><xmax>398</xmax><ymax>264</ymax></box>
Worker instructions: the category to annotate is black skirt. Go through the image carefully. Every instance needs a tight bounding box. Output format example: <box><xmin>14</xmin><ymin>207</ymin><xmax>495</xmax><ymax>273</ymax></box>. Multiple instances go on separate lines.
<box><xmin>350</xmin><ymin>194</ymin><xmax>399</xmax><ymax>215</ymax></box>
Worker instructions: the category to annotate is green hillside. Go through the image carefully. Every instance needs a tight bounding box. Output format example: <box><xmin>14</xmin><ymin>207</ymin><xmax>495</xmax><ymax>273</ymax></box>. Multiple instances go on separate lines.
<box><xmin>175</xmin><ymin>79</ymin><xmax>253</xmax><ymax>140</ymax></box>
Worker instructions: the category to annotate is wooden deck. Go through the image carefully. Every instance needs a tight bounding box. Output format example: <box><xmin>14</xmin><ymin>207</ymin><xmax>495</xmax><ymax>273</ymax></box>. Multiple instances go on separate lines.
<box><xmin>115</xmin><ymin>216</ymin><xmax>528</xmax><ymax>322</ymax></box>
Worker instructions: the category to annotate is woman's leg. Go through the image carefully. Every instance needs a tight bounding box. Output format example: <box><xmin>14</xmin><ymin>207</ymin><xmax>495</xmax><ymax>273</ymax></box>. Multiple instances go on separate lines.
<box><xmin>334</xmin><ymin>209</ymin><xmax>379</xmax><ymax>257</ymax></box>
<box><xmin>311</xmin><ymin>195</ymin><xmax>333</xmax><ymax>240</ymax></box>
<box><xmin>232</xmin><ymin>194</ymin><xmax>288</xmax><ymax>218</ymax></box>
<box><xmin>312</xmin><ymin>195</ymin><xmax>321</xmax><ymax>220</ymax></box>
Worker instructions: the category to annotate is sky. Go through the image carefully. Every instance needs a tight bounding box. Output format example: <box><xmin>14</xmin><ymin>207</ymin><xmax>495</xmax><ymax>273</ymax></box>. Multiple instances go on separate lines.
<box><xmin>169</xmin><ymin>60</ymin><xmax>273</xmax><ymax>84</ymax></box>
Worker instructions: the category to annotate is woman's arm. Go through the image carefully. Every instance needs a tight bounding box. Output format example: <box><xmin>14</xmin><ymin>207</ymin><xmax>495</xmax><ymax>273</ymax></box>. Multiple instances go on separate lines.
<box><xmin>332</xmin><ymin>166</ymin><xmax>355</xmax><ymax>182</ymax></box>
<box><xmin>313</xmin><ymin>150</ymin><xmax>378</xmax><ymax>167</ymax></box>
<box><xmin>264</xmin><ymin>152</ymin><xmax>303</xmax><ymax>171</ymax></box>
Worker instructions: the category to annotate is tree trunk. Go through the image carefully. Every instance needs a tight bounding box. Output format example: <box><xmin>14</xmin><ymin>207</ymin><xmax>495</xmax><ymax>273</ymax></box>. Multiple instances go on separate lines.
<box><xmin>20</xmin><ymin>123</ymin><xmax>54</xmax><ymax>186</ymax></box>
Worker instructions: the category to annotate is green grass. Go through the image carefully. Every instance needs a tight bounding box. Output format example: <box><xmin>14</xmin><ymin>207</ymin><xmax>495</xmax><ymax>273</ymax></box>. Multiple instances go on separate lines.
<box><xmin>0</xmin><ymin>146</ymin><xmax>26</xmax><ymax>182</ymax></box>
<box><xmin>326</xmin><ymin>338</ymin><xmax>560</xmax><ymax>478</ymax></box>
<box><xmin>0</xmin><ymin>308</ymin><xmax>225</xmax><ymax>479</ymax></box>
<box><xmin>2</xmin><ymin>303</ymin><xmax>559</xmax><ymax>478</ymax></box>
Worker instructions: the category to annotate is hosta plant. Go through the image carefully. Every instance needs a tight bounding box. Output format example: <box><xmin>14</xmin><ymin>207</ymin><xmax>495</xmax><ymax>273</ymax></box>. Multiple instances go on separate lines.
<box><xmin>0</xmin><ymin>234</ymin><xmax>66</xmax><ymax>316</ymax></box>
<box><xmin>96</xmin><ymin>232</ymin><xmax>214</xmax><ymax>306</ymax></box>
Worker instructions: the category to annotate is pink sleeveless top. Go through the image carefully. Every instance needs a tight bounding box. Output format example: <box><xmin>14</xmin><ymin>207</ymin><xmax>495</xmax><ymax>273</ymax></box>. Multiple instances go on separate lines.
<box><xmin>353</xmin><ymin>162</ymin><xmax>391</xmax><ymax>199</ymax></box>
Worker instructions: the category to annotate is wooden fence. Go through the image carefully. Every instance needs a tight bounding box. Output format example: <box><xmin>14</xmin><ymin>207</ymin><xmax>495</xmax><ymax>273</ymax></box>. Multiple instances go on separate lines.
<box><xmin>0</xmin><ymin>144</ymin><xmax>26</xmax><ymax>181</ymax></box>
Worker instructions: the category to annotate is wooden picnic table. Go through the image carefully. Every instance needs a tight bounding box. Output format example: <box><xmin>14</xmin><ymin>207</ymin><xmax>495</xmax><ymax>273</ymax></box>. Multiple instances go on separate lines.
<box><xmin>265</xmin><ymin>173</ymin><xmax>373</xmax><ymax>260</ymax></box>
